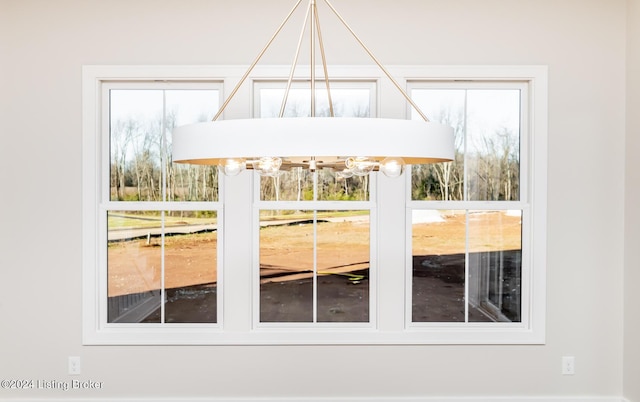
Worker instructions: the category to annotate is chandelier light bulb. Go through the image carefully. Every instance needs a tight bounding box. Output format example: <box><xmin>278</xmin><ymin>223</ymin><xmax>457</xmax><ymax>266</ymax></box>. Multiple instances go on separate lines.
<box><xmin>346</xmin><ymin>156</ymin><xmax>375</xmax><ymax>177</ymax></box>
<box><xmin>220</xmin><ymin>158</ymin><xmax>246</xmax><ymax>176</ymax></box>
<box><xmin>335</xmin><ymin>168</ymin><xmax>354</xmax><ymax>179</ymax></box>
<box><xmin>252</xmin><ymin>156</ymin><xmax>283</xmax><ymax>177</ymax></box>
<box><xmin>380</xmin><ymin>157</ymin><xmax>405</xmax><ymax>178</ymax></box>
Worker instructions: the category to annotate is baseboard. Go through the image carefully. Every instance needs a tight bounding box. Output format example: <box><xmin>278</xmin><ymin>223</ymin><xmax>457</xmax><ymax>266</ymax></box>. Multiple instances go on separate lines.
<box><xmin>0</xmin><ymin>397</ymin><xmax>626</xmax><ymax>402</ymax></box>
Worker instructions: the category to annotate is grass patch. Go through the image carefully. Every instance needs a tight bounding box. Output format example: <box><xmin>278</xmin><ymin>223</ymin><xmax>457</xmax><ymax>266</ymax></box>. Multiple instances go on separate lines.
<box><xmin>108</xmin><ymin>212</ymin><xmax>217</xmax><ymax>229</ymax></box>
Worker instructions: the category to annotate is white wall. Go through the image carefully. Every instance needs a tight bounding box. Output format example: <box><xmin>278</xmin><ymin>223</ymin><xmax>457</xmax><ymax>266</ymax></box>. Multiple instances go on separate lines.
<box><xmin>0</xmin><ymin>0</ymin><xmax>629</xmax><ymax>399</ymax></box>
<box><xmin>625</xmin><ymin>0</ymin><xmax>640</xmax><ymax>401</ymax></box>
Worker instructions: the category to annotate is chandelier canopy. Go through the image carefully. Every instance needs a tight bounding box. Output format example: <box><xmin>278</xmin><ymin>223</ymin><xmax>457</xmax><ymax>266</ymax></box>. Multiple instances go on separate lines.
<box><xmin>172</xmin><ymin>0</ymin><xmax>455</xmax><ymax>178</ymax></box>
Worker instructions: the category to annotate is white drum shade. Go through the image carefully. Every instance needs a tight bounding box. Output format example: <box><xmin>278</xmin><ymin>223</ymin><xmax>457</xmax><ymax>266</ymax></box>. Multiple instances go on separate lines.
<box><xmin>172</xmin><ymin>117</ymin><xmax>455</xmax><ymax>167</ymax></box>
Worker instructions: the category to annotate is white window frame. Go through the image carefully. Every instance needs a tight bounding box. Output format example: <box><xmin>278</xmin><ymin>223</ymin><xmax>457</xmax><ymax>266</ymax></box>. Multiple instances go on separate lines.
<box><xmin>252</xmin><ymin>79</ymin><xmax>379</xmax><ymax>328</ymax></box>
<box><xmin>401</xmin><ymin>68</ymin><xmax>547</xmax><ymax>344</ymax></box>
<box><xmin>83</xmin><ymin>67</ymin><xmax>228</xmax><ymax>344</ymax></box>
<box><xmin>83</xmin><ymin>65</ymin><xmax>547</xmax><ymax>345</ymax></box>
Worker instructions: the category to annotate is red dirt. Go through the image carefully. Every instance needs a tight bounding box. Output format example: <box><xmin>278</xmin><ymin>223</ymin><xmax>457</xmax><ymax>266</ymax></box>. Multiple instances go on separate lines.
<box><xmin>107</xmin><ymin>211</ymin><xmax>521</xmax><ymax>297</ymax></box>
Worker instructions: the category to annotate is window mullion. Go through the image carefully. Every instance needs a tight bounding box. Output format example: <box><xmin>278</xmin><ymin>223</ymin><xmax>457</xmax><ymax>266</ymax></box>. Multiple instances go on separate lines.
<box><xmin>225</xmin><ymin>171</ymin><xmax>254</xmax><ymax>331</ymax></box>
<box><xmin>160</xmin><ymin>91</ymin><xmax>167</xmax><ymax>324</ymax></box>
<box><xmin>464</xmin><ymin>209</ymin><xmax>470</xmax><ymax>323</ymax></box>
<box><xmin>313</xmin><ymin>210</ymin><xmax>318</xmax><ymax>323</ymax></box>
<box><xmin>313</xmin><ymin>171</ymin><xmax>318</xmax><ymax>323</ymax></box>
<box><xmin>463</xmin><ymin>89</ymin><xmax>469</xmax><ymax>202</ymax></box>
<box><xmin>160</xmin><ymin>211</ymin><xmax>166</xmax><ymax>324</ymax></box>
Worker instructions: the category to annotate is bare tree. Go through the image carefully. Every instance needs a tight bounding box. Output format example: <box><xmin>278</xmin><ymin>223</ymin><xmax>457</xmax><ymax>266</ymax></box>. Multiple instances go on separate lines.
<box><xmin>110</xmin><ymin>118</ymin><xmax>137</xmax><ymax>200</ymax></box>
<box><xmin>469</xmin><ymin>127</ymin><xmax>518</xmax><ymax>201</ymax></box>
<box><xmin>412</xmin><ymin>106</ymin><xmax>465</xmax><ymax>200</ymax></box>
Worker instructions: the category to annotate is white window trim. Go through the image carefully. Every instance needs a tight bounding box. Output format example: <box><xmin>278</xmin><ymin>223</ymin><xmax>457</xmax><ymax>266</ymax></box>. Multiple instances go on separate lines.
<box><xmin>83</xmin><ymin>65</ymin><xmax>547</xmax><ymax>345</ymax></box>
<box><xmin>400</xmin><ymin>68</ymin><xmax>547</xmax><ymax>344</ymax></box>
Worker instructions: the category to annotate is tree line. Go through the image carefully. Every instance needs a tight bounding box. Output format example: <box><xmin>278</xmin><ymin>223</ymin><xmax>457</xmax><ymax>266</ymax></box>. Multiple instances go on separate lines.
<box><xmin>411</xmin><ymin>109</ymin><xmax>520</xmax><ymax>201</ymax></box>
<box><xmin>110</xmin><ymin>113</ymin><xmax>218</xmax><ymax>203</ymax></box>
<box><xmin>110</xmin><ymin>111</ymin><xmax>519</xmax><ymax>204</ymax></box>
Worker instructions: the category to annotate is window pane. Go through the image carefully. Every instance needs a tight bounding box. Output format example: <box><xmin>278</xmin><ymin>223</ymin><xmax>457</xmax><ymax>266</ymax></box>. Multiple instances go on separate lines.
<box><xmin>110</xmin><ymin>89</ymin><xmax>220</xmax><ymax>202</ymax></box>
<box><xmin>167</xmin><ymin>165</ymin><xmax>219</xmax><ymax>201</ymax></box>
<box><xmin>258</xmin><ymin>86</ymin><xmax>372</xmax><ymax>201</ymax></box>
<box><xmin>317</xmin><ymin>170</ymin><xmax>370</xmax><ymax>201</ymax></box>
<box><xmin>466</xmin><ymin>90</ymin><xmax>520</xmax><ymax>201</ymax></box>
<box><xmin>259</xmin><ymin>169</ymin><xmax>370</xmax><ymax>202</ymax></box>
<box><xmin>259</xmin><ymin>210</ymin><xmax>370</xmax><ymax>323</ymax></box>
<box><xmin>410</xmin><ymin>88</ymin><xmax>521</xmax><ymax>201</ymax></box>
<box><xmin>107</xmin><ymin>211</ymin><xmax>161</xmax><ymax>323</ymax></box>
<box><xmin>317</xmin><ymin>211</ymin><xmax>369</xmax><ymax>322</ymax></box>
<box><xmin>163</xmin><ymin>211</ymin><xmax>217</xmax><ymax>323</ymax></box>
<box><xmin>410</xmin><ymin>89</ymin><xmax>465</xmax><ymax>201</ymax></box>
<box><xmin>412</xmin><ymin>209</ymin><xmax>523</xmax><ymax>323</ymax></box>
<box><xmin>412</xmin><ymin>210</ymin><xmax>466</xmax><ymax>322</ymax></box>
<box><xmin>259</xmin><ymin>88</ymin><xmax>371</xmax><ymax>118</ymax></box>
<box><xmin>260</xmin><ymin>210</ymin><xmax>314</xmax><ymax>322</ymax></box>
<box><xmin>165</xmin><ymin>90</ymin><xmax>220</xmax><ymax>202</ymax></box>
<box><xmin>110</xmin><ymin>90</ymin><xmax>163</xmax><ymax>202</ymax></box>
<box><xmin>107</xmin><ymin>210</ymin><xmax>219</xmax><ymax>324</ymax></box>
<box><xmin>260</xmin><ymin>167</ymin><xmax>314</xmax><ymax>202</ymax></box>
<box><xmin>467</xmin><ymin>210</ymin><xmax>522</xmax><ymax>322</ymax></box>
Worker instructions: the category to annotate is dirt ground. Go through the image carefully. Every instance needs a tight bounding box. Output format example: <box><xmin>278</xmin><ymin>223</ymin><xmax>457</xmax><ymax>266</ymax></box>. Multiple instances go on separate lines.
<box><xmin>107</xmin><ymin>211</ymin><xmax>522</xmax><ymax>323</ymax></box>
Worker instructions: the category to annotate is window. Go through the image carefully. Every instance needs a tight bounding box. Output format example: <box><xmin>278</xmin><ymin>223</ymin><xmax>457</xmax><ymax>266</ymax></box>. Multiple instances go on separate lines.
<box><xmin>408</xmin><ymin>83</ymin><xmax>526</xmax><ymax>325</ymax></box>
<box><xmin>83</xmin><ymin>65</ymin><xmax>547</xmax><ymax>344</ymax></box>
<box><xmin>253</xmin><ymin>81</ymin><xmax>376</xmax><ymax>326</ymax></box>
<box><xmin>106</xmin><ymin>85</ymin><xmax>222</xmax><ymax>326</ymax></box>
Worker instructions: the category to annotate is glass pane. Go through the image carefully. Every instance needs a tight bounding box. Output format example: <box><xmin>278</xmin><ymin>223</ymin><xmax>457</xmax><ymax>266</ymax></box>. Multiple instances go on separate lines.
<box><xmin>259</xmin><ymin>168</ymin><xmax>370</xmax><ymax>202</ymax></box>
<box><xmin>317</xmin><ymin>169</ymin><xmax>370</xmax><ymax>201</ymax></box>
<box><xmin>258</xmin><ymin>87</ymin><xmax>372</xmax><ymax>201</ymax></box>
<box><xmin>110</xmin><ymin>89</ymin><xmax>220</xmax><ymax>202</ymax></box>
<box><xmin>260</xmin><ymin>167</ymin><xmax>313</xmax><ymax>202</ymax></box>
<box><xmin>110</xmin><ymin>90</ymin><xmax>163</xmax><ymax>201</ymax></box>
<box><xmin>259</xmin><ymin>88</ymin><xmax>371</xmax><ymax>118</ymax></box>
<box><xmin>163</xmin><ymin>211</ymin><xmax>218</xmax><ymax>323</ymax></box>
<box><xmin>466</xmin><ymin>90</ymin><xmax>520</xmax><ymax>201</ymax></box>
<box><xmin>410</xmin><ymin>89</ymin><xmax>466</xmax><ymax>201</ymax></box>
<box><xmin>259</xmin><ymin>210</ymin><xmax>314</xmax><ymax>322</ymax></box>
<box><xmin>165</xmin><ymin>90</ymin><xmax>220</xmax><ymax>202</ymax></box>
<box><xmin>412</xmin><ymin>210</ymin><xmax>466</xmax><ymax>322</ymax></box>
<box><xmin>107</xmin><ymin>211</ymin><xmax>161</xmax><ymax>323</ymax></box>
<box><xmin>411</xmin><ymin>88</ymin><xmax>521</xmax><ymax>201</ymax></box>
<box><xmin>317</xmin><ymin>211</ymin><xmax>369</xmax><ymax>322</ymax></box>
<box><xmin>467</xmin><ymin>210</ymin><xmax>522</xmax><ymax>322</ymax></box>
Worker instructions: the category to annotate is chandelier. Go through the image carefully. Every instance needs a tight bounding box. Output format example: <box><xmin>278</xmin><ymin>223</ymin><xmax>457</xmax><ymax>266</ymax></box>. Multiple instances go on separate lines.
<box><xmin>172</xmin><ymin>0</ymin><xmax>454</xmax><ymax>178</ymax></box>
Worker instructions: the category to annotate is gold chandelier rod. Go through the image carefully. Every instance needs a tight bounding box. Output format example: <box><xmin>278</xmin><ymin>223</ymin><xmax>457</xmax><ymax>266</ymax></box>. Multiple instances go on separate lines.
<box><xmin>314</xmin><ymin>0</ymin><xmax>335</xmax><ymax>117</ymax></box>
<box><xmin>212</xmin><ymin>0</ymin><xmax>431</xmax><ymax>122</ymax></box>
<box><xmin>279</xmin><ymin>0</ymin><xmax>312</xmax><ymax>118</ymax></box>
<box><xmin>213</xmin><ymin>0</ymin><xmax>304</xmax><ymax>121</ymax></box>
<box><xmin>279</xmin><ymin>0</ymin><xmax>335</xmax><ymax>119</ymax></box>
<box><xmin>310</xmin><ymin>0</ymin><xmax>316</xmax><ymax>118</ymax></box>
<box><xmin>321</xmin><ymin>0</ymin><xmax>430</xmax><ymax>122</ymax></box>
